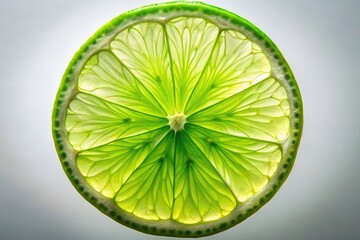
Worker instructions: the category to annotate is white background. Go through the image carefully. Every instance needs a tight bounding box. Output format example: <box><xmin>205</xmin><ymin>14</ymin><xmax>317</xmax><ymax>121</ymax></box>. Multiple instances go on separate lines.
<box><xmin>1</xmin><ymin>0</ymin><xmax>359</xmax><ymax>239</ymax></box>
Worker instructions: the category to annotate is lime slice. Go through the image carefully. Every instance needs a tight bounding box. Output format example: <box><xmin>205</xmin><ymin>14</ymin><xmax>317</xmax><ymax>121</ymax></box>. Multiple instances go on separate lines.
<box><xmin>52</xmin><ymin>1</ymin><xmax>303</xmax><ymax>237</ymax></box>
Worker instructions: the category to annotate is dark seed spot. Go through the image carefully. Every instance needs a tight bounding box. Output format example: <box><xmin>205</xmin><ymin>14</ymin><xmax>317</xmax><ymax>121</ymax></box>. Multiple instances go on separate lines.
<box><xmin>109</xmin><ymin>211</ymin><xmax>115</xmax><ymax>217</ymax></box>
<box><xmin>155</xmin><ymin>76</ymin><xmax>161</xmax><ymax>83</ymax></box>
<box><xmin>285</xmin><ymin>74</ymin><xmax>290</xmax><ymax>80</ymax></box>
<box><xmin>207</xmin><ymin>138</ymin><xmax>216</xmax><ymax>146</ymax></box>
<box><xmin>292</xmin><ymin>88</ymin><xmax>298</xmax><ymax>97</ymax></box>
<box><xmin>98</xmin><ymin>203</ymin><xmax>105</xmax><ymax>210</ymax></box>
<box><xmin>132</xmin><ymin>223</ymin><xmax>139</xmax><ymax>228</ymax></box>
<box><xmin>220</xmin><ymin>223</ymin><xmax>228</xmax><ymax>229</ymax></box>
<box><xmin>123</xmin><ymin>117</ymin><xmax>132</xmax><ymax>123</ymax></box>
<box><xmin>279</xmin><ymin>173</ymin><xmax>286</xmax><ymax>180</ymax></box>
<box><xmin>203</xmin><ymin>8</ymin><xmax>213</xmax><ymax>15</ymax></box>
<box><xmin>61</xmin><ymin>152</ymin><xmax>66</xmax><ymax>158</ymax></box>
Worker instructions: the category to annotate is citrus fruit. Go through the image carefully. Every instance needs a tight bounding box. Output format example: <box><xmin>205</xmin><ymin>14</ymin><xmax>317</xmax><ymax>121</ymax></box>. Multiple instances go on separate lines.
<box><xmin>52</xmin><ymin>1</ymin><xmax>303</xmax><ymax>237</ymax></box>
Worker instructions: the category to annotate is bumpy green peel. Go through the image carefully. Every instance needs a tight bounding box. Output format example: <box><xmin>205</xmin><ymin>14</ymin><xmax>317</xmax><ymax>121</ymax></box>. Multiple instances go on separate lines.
<box><xmin>52</xmin><ymin>1</ymin><xmax>303</xmax><ymax>237</ymax></box>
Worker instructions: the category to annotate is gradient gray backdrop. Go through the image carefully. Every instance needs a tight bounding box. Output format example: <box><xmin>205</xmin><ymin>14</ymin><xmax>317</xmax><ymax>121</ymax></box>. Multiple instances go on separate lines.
<box><xmin>1</xmin><ymin>0</ymin><xmax>359</xmax><ymax>239</ymax></box>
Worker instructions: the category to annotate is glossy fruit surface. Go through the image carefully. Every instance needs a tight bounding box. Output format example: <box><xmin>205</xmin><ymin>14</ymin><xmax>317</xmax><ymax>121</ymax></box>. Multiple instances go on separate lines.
<box><xmin>52</xmin><ymin>1</ymin><xmax>303</xmax><ymax>237</ymax></box>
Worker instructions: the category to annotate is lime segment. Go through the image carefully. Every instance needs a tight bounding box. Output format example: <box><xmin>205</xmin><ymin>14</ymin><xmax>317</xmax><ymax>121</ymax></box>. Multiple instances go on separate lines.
<box><xmin>115</xmin><ymin>131</ymin><xmax>175</xmax><ymax>220</ymax></box>
<box><xmin>166</xmin><ymin>17</ymin><xmax>219</xmax><ymax>112</ymax></box>
<box><xmin>76</xmin><ymin>127</ymin><xmax>169</xmax><ymax>198</ymax></box>
<box><xmin>65</xmin><ymin>93</ymin><xmax>168</xmax><ymax>151</ymax></box>
<box><xmin>78</xmin><ymin>51</ymin><xmax>166</xmax><ymax>117</ymax></box>
<box><xmin>172</xmin><ymin>132</ymin><xmax>236</xmax><ymax>224</ymax></box>
<box><xmin>186</xmin><ymin>124</ymin><xmax>281</xmax><ymax>202</ymax></box>
<box><xmin>188</xmin><ymin>78</ymin><xmax>290</xmax><ymax>142</ymax></box>
<box><xmin>185</xmin><ymin>29</ymin><xmax>271</xmax><ymax>115</ymax></box>
<box><xmin>111</xmin><ymin>22</ymin><xmax>175</xmax><ymax>114</ymax></box>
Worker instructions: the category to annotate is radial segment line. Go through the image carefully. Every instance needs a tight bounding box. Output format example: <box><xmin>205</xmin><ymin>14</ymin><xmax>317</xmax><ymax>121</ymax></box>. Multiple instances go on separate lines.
<box><xmin>215</xmin><ymin>143</ymin><xmax>271</xmax><ymax>177</ymax></box>
<box><xmin>183</xmin><ymin>30</ymin><xmax>222</xmax><ymax>113</ymax></box>
<box><xmin>187</xmin><ymin>123</ymin><xmax>283</xmax><ymax>147</ymax></box>
<box><xmin>162</xmin><ymin>23</ymin><xmax>177</xmax><ymax>111</ymax></box>
<box><xmin>106</xmin><ymin>50</ymin><xmax>168</xmax><ymax>115</ymax></box>
<box><xmin>112</xmin><ymin>130</ymin><xmax>171</xmax><ymax>200</ymax></box>
<box><xmin>187</xmin><ymin>76</ymin><xmax>273</xmax><ymax>117</ymax></box>
<box><xmin>183</xmin><ymin>131</ymin><xmax>238</xmax><ymax>202</ymax></box>
<box><xmin>170</xmin><ymin>132</ymin><xmax>178</xmax><ymax>218</ymax></box>
<box><xmin>77</xmin><ymin>91</ymin><xmax>166</xmax><ymax>120</ymax></box>
<box><xmin>76</xmin><ymin>126</ymin><xmax>170</xmax><ymax>154</ymax></box>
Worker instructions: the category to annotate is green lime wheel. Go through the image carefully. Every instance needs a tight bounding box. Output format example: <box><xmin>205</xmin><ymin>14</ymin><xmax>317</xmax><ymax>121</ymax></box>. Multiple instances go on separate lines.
<box><xmin>52</xmin><ymin>1</ymin><xmax>303</xmax><ymax>237</ymax></box>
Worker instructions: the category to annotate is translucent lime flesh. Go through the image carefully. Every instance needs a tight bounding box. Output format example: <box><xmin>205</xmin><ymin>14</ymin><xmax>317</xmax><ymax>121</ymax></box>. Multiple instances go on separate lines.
<box><xmin>53</xmin><ymin>2</ymin><xmax>303</xmax><ymax>237</ymax></box>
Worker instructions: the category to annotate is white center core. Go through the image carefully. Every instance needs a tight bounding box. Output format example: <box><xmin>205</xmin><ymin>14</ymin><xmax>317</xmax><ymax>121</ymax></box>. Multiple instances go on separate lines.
<box><xmin>167</xmin><ymin>112</ymin><xmax>187</xmax><ymax>132</ymax></box>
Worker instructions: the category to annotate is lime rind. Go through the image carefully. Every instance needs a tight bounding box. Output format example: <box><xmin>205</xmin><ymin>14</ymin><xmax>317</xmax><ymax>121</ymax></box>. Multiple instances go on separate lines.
<box><xmin>52</xmin><ymin>1</ymin><xmax>303</xmax><ymax>237</ymax></box>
